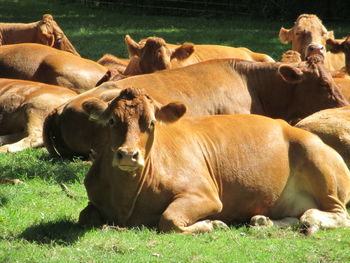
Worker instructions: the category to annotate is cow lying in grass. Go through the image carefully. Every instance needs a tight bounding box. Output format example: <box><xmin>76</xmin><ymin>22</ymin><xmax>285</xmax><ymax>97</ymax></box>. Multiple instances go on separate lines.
<box><xmin>123</xmin><ymin>35</ymin><xmax>275</xmax><ymax>75</ymax></box>
<box><xmin>78</xmin><ymin>87</ymin><xmax>350</xmax><ymax>234</ymax></box>
<box><xmin>0</xmin><ymin>43</ymin><xmax>112</xmax><ymax>94</ymax></box>
<box><xmin>43</xmin><ymin>53</ymin><xmax>348</xmax><ymax>159</ymax></box>
<box><xmin>0</xmin><ymin>14</ymin><xmax>80</xmax><ymax>56</ymax></box>
<box><xmin>0</xmin><ymin>78</ymin><xmax>77</xmax><ymax>153</ymax></box>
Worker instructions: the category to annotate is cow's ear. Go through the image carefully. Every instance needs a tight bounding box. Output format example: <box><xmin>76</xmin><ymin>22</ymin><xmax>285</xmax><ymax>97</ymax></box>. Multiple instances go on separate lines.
<box><xmin>171</xmin><ymin>43</ymin><xmax>194</xmax><ymax>60</ymax></box>
<box><xmin>82</xmin><ymin>98</ymin><xmax>109</xmax><ymax>123</ymax></box>
<box><xmin>125</xmin><ymin>35</ymin><xmax>141</xmax><ymax>58</ymax></box>
<box><xmin>326</xmin><ymin>30</ymin><xmax>334</xmax><ymax>40</ymax></box>
<box><xmin>326</xmin><ymin>38</ymin><xmax>344</xmax><ymax>54</ymax></box>
<box><xmin>278</xmin><ymin>65</ymin><xmax>303</xmax><ymax>84</ymax></box>
<box><xmin>156</xmin><ymin>102</ymin><xmax>187</xmax><ymax>123</ymax></box>
<box><xmin>279</xmin><ymin>27</ymin><xmax>292</xmax><ymax>44</ymax></box>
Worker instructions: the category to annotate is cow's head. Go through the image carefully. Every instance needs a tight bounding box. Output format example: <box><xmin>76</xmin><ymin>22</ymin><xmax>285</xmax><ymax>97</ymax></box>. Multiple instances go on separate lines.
<box><xmin>124</xmin><ymin>35</ymin><xmax>194</xmax><ymax>74</ymax></box>
<box><xmin>280</xmin><ymin>50</ymin><xmax>302</xmax><ymax>63</ymax></box>
<box><xmin>37</xmin><ymin>14</ymin><xmax>80</xmax><ymax>56</ymax></box>
<box><xmin>327</xmin><ymin>36</ymin><xmax>350</xmax><ymax>74</ymax></box>
<box><xmin>82</xmin><ymin>87</ymin><xmax>186</xmax><ymax>172</ymax></box>
<box><xmin>279</xmin><ymin>14</ymin><xmax>334</xmax><ymax>60</ymax></box>
<box><xmin>278</xmin><ymin>50</ymin><xmax>348</xmax><ymax>124</ymax></box>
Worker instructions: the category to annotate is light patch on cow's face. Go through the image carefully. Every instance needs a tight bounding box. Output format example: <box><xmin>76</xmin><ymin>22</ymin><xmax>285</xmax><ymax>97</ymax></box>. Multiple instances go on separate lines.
<box><xmin>106</xmin><ymin>88</ymin><xmax>157</xmax><ymax>172</ymax></box>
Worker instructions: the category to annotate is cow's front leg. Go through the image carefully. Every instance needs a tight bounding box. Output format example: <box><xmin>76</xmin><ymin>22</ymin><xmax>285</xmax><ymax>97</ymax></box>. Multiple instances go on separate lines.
<box><xmin>78</xmin><ymin>202</ymin><xmax>106</xmax><ymax>227</ymax></box>
<box><xmin>159</xmin><ymin>192</ymin><xmax>228</xmax><ymax>233</ymax></box>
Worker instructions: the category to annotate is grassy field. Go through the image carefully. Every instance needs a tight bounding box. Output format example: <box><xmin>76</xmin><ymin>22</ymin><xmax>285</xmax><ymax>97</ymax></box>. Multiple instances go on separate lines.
<box><xmin>1</xmin><ymin>0</ymin><xmax>350</xmax><ymax>262</ymax></box>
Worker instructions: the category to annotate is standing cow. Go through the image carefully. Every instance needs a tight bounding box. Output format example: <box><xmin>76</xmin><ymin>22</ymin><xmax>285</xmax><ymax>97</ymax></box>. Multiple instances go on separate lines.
<box><xmin>78</xmin><ymin>87</ymin><xmax>350</xmax><ymax>234</ymax></box>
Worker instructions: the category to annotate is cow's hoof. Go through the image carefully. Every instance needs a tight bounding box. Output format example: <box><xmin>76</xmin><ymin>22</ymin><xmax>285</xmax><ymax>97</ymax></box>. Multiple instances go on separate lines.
<box><xmin>250</xmin><ymin>215</ymin><xmax>273</xmax><ymax>227</ymax></box>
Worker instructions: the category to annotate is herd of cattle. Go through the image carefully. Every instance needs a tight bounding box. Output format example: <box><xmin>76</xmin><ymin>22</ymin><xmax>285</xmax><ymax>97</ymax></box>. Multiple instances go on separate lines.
<box><xmin>1</xmin><ymin>13</ymin><xmax>350</xmax><ymax>234</ymax></box>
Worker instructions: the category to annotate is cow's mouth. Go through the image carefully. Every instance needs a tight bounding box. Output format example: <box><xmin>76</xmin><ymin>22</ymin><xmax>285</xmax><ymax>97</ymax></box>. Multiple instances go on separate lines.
<box><xmin>117</xmin><ymin>165</ymin><xmax>140</xmax><ymax>172</ymax></box>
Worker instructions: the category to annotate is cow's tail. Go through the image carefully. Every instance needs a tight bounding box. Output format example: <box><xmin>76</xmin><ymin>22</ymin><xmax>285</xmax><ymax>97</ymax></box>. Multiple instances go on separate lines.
<box><xmin>43</xmin><ymin>109</ymin><xmax>75</xmax><ymax>159</ymax></box>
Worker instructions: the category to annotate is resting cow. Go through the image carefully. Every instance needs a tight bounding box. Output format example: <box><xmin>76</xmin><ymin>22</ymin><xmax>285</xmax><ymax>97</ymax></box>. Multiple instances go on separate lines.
<box><xmin>123</xmin><ymin>35</ymin><xmax>275</xmax><ymax>75</ymax></box>
<box><xmin>0</xmin><ymin>43</ymin><xmax>111</xmax><ymax>93</ymax></box>
<box><xmin>279</xmin><ymin>14</ymin><xmax>345</xmax><ymax>72</ymax></box>
<box><xmin>78</xmin><ymin>87</ymin><xmax>350</xmax><ymax>234</ymax></box>
<box><xmin>0</xmin><ymin>14</ymin><xmax>79</xmax><ymax>56</ymax></box>
<box><xmin>0</xmin><ymin>78</ymin><xmax>77</xmax><ymax>152</ymax></box>
<box><xmin>296</xmin><ymin>106</ymin><xmax>350</xmax><ymax>170</ymax></box>
<box><xmin>43</xmin><ymin>54</ymin><xmax>348</xmax><ymax>159</ymax></box>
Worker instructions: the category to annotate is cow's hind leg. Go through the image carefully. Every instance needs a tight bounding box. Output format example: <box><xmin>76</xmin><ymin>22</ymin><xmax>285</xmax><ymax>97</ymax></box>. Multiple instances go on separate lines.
<box><xmin>0</xmin><ymin>112</ymin><xmax>44</xmax><ymax>152</ymax></box>
<box><xmin>250</xmin><ymin>215</ymin><xmax>299</xmax><ymax>228</ymax></box>
<box><xmin>300</xmin><ymin>208</ymin><xmax>350</xmax><ymax>235</ymax></box>
<box><xmin>297</xmin><ymin>139</ymin><xmax>350</xmax><ymax>234</ymax></box>
<box><xmin>159</xmin><ymin>190</ymin><xmax>228</xmax><ymax>234</ymax></box>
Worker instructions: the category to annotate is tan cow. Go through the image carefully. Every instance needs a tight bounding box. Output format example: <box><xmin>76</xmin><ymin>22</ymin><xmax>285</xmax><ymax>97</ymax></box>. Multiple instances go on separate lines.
<box><xmin>43</xmin><ymin>54</ymin><xmax>348</xmax><ymax>159</ymax></box>
<box><xmin>296</xmin><ymin>106</ymin><xmax>350</xmax><ymax>171</ymax></box>
<box><xmin>0</xmin><ymin>78</ymin><xmax>77</xmax><ymax>152</ymax></box>
<box><xmin>123</xmin><ymin>35</ymin><xmax>275</xmax><ymax>75</ymax></box>
<box><xmin>78</xmin><ymin>87</ymin><xmax>350</xmax><ymax>234</ymax></box>
<box><xmin>0</xmin><ymin>14</ymin><xmax>79</xmax><ymax>56</ymax></box>
<box><xmin>327</xmin><ymin>36</ymin><xmax>350</xmax><ymax>77</ymax></box>
<box><xmin>0</xmin><ymin>43</ymin><xmax>111</xmax><ymax>94</ymax></box>
<box><xmin>279</xmin><ymin>14</ymin><xmax>344</xmax><ymax>71</ymax></box>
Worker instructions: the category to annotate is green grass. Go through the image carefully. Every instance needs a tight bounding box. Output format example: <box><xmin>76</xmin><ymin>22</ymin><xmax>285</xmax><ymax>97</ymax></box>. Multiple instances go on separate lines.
<box><xmin>1</xmin><ymin>0</ymin><xmax>350</xmax><ymax>262</ymax></box>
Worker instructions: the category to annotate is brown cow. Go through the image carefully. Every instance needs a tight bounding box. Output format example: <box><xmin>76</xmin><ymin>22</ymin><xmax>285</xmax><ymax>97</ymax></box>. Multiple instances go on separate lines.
<box><xmin>296</xmin><ymin>106</ymin><xmax>350</xmax><ymax>171</ymax></box>
<box><xmin>123</xmin><ymin>35</ymin><xmax>275</xmax><ymax>75</ymax></box>
<box><xmin>0</xmin><ymin>78</ymin><xmax>77</xmax><ymax>152</ymax></box>
<box><xmin>78</xmin><ymin>87</ymin><xmax>350</xmax><ymax>234</ymax></box>
<box><xmin>279</xmin><ymin>14</ymin><xmax>344</xmax><ymax>71</ymax></box>
<box><xmin>43</xmin><ymin>54</ymin><xmax>348</xmax><ymax>159</ymax></box>
<box><xmin>0</xmin><ymin>14</ymin><xmax>79</xmax><ymax>56</ymax></box>
<box><xmin>0</xmin><ymin>43</ymin><xmax>110</xmax><ymax>94</ymax></box>
<box><xmin>327</xmin><ymin>36</ymin><xmax>350</xmax><ymax>77</ymax></box>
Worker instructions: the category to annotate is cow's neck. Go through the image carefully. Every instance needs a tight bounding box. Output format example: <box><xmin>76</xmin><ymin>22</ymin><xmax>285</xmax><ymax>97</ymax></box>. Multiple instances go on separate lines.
<box><xmin>232</xmin><ymin>61</ymin><xmax>295</xmax><ymax>120</ymax></box>
<box><xmin>1</xmin><ymin>22</ymin><xmax>38</xmax><ymax>44</ymax></box>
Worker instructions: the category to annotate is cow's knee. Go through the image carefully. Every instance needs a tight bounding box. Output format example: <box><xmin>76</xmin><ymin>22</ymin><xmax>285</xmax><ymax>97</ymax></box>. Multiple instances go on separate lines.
<box><xmin>78</xmin><ymin>203</ymin><xmax>105</xmax><ymax>227</ymax></box>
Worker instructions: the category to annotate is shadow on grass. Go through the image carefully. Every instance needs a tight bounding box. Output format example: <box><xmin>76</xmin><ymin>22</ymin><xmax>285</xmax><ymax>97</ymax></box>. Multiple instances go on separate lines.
<box><xmin>0</xmin><ymin>148</ymin><xmax>90</xmax><ymax>184</ymax></box>
<box><xmin>18</xmin><ymin>219</ymin><xmax>91</xmax><ymax>245</ymax></box>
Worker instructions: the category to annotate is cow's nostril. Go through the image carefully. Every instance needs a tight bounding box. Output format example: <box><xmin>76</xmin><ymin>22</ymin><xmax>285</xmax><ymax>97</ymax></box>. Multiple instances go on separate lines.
<box><xmin>132</xmin><ymin>151</ymin><xmax>139</xmax><ymax>161</ymax></box>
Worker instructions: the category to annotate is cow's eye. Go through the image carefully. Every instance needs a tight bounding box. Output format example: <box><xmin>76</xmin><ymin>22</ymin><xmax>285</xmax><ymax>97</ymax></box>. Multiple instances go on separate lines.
<box><xmin>109</xmin><ymin>118</ymin><xmax>115</xmax><ymax>126</ymax></box>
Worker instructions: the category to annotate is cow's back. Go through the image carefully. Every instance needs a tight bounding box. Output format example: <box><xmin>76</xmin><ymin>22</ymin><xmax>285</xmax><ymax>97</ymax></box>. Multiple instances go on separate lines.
<box><xmin>0</xmin><ymin>43</ymin><xmax>108</xmax><ymax>93</ymax></box>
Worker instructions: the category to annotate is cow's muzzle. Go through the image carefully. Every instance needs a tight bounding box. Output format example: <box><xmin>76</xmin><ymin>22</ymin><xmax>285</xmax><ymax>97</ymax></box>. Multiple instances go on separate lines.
<box><xmin>114</xmin><ymin>147</ymin><xmax>144</xmax><ymax>171</ymax></box>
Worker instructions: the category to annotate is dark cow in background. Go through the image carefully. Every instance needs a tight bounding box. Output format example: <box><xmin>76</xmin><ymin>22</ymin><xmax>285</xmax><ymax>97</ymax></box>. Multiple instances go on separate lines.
<box><xmin>0</xmin><ymin>78</ymin><xmax>77</xmax><ymax>152</ymax></box>
<box><xmin>43</xmin><ymin>53</ymin><xmax>348</xmax><ymax>159</ymax></box>
<box><xmin>279</xmin><ymin>14</ymin><xmax>345</xmax><ymax>72</ymax></box>
<box><xmin>0</xmin><ymin>43</ymin><xmax>112</xmax><ymax>94</ymax></box>
<box><xmin>0</xmin><ymin>14</ymin><xmax>80</xmax><ymax>56</ymax></box>
<box><xmin>78</xmin><ymin>87</ymin><xmax>350</xmax><ymax>234</ymax></box>
<box><xmin>123</xmin><ymin>35</ymin><xmax>275</xmax><ymax>75</ymax></box>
